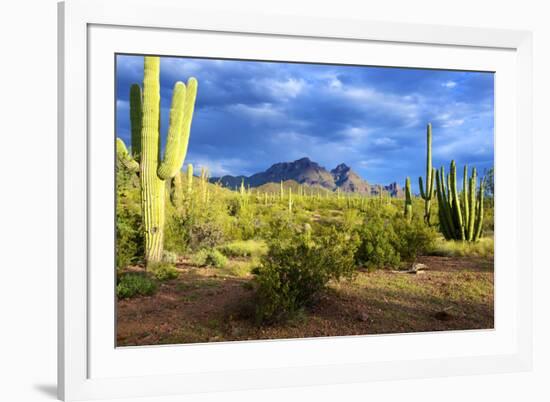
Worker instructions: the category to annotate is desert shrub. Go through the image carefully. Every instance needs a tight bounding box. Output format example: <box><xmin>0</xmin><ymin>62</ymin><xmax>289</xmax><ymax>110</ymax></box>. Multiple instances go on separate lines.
<box><xmin>189</xmin><ymin>220</ymin><xmax>225</xmax><ymax>249</ymax></box>
<box><xmin>355</xmin><ymin>213</ymin><xmax>401</xmax><ymax>270</ymax></box>
<box><xmin>217</xmin><ymin>240</ymin><xmax>267</xmax><ymax>258</ymax></box>
<box><xmin>253</xmin><ymin>223</ymin><xmax>358</xmax><ymax>323</ymax></box>
<box><xmin>164</xmin><ymin>213</ymin><xmax>191</xmax><ymax>255</ymax></box>
<box><xmin>115</xmin><ymin>162</ymin><xmax>143</xmax><ymax>269</ymax></box>
<box><xmin>149</xmin><ymin>261</ymin><xmax>179</xmax><ymax>281</ymax></box>
<box><xmin>393</xmin><ymin>216</ymin><xmax>437</xmax><ymax>261</ymax></box>
<box><xmin>116</xmin><ymin>273</ymin><xmax>157</xmax><ymax>299</ymax></box>
<box><xmin>191</xmin><ymin>248</ymin><xmax>228</xmax><ymax>268</ymax></box>
<box><xmin>162</xmin><ymin>250</ymin><xmax>178</xmax><ymax>264</ymax></box>
<box><xmin>340</xmin><ymin>208</ymin><xmax>362</xmax><ymax>232</ymax></box>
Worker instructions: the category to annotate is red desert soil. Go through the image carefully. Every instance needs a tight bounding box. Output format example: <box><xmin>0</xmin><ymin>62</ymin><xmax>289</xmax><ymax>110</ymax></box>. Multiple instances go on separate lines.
<box><xmin>116</xmin><ymin>255</ymin><xmax>493</xmax><ymax>346</ymax></box>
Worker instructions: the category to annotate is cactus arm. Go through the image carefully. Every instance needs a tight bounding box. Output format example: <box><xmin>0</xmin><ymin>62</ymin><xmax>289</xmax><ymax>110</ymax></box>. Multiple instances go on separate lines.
<box><xmin>467</xmin><ymin>168</ymin><xmax>477</xmax><ymax>241</ymax></box>
<box><xmin>426</xmin><ymin>123</ymin><xmax>433</xmax><ymax>195</ymax></box>
<box><xmin>419</xmin><ymin>177</ymin><xmax>426</xmax><ymax>199</ymax></box>
<box><xmin>158</xmin><ymin>78</ymin><xmax>198</xmax><ymax>180</ymax></box>
<box><xmin>436</xmin><ymin>168</ymin><xmax>455</xmax><ymax>239</ymax></box>
<box><xmin>462</xmin><ymin>165</ymin><xmax>469</xmax><ymax>237</ymax></box>
<box><xmin>473</xmin><ymin>178</ymin><xmax>485</xmax><ymax>241</ymax></box>
<box><xmin>157</xmin><ymin>82</ymin><xmax>186</xmax><ymax>180</ymax></box>
<box><xmin>116</xmin><ymin>137</ymin><xmax>139</xmax><ymax>172</ymax></box>
<box><xmin>404</xmin><ymin>177</ymin><xmax>413</xmax><ymax>222</ymax></box>
<box><xmin>129</xmin><ymin>84</ymin><xmax>143</xmax><ymax>161</ymax></box>
<box><xmin>449</xmin><ymin>161</ymin><xmax>465</xmax><ymax>240</ymax></box>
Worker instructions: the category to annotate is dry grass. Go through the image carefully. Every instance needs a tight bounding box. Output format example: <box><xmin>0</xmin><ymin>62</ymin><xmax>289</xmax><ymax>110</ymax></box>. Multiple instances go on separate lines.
<box><xmin>430</xmin><ymin>236</ymin><xmax>494</xmax><ymax>258</ymax></box>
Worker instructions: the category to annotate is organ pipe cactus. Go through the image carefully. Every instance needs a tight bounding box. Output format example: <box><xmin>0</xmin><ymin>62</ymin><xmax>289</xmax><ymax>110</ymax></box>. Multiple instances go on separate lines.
<box><xmin>418</xmin><ymin>123</ymin><xmax>436</xmax><ymax>225</ymax></box>
<box><xmin>435</xmin><ymin>160</ymin><xmax>485</xmax><ymax>241</ymax></box>
<box><xmin>118</xmin><ymin>56</ymin><xmax>198</xmax><ymax>264</ymax></box>
<box><xmin>404</xmin><ymin>177</ymin><xmax>413</xmax><ymax>222</ymax></box>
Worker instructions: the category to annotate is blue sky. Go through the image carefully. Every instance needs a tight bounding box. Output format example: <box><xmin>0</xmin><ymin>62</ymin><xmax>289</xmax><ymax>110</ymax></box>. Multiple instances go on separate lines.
<box><xmin>116</xmin><ymin>55</ymin><xmax>494</xmax><ymax>191</ymax></box>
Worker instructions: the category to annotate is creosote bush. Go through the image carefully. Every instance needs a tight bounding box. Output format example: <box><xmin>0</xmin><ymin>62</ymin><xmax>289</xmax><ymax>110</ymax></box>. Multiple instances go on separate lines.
<box><xmin>191</xmin><ymin>248</ymin><xmax>228</xmax><ymax>268</ymax></box>
<box><xmin>393</xmin><ymin>216</ymin><xmax>438</xmax><ymax>262</ymax></box>
<box><xmin>149</xmin><ymin>262</ymin><xmax>179</xmax><ymax>281</ymax></box>
<box><xmin>116</xmin><ymin>273</ymin><xmax>157</xmax><ymax>299</ymax></box>
<box><xmin>253</xmin><ymin>222</ymin><xmax>359</xmax><ymax>323</ymax></box>
<box><xmin>355</xmin><ymin>212</ymin><xmax>401</xmax><ymax>270</ymax></box>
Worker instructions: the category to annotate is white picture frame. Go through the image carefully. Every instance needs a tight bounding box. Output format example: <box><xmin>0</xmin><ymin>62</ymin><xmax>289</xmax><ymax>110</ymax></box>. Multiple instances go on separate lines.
<box><xmin>58</xmin><ymin>0</ymin><xmax>533</xmax><ymax>400</ymax></box>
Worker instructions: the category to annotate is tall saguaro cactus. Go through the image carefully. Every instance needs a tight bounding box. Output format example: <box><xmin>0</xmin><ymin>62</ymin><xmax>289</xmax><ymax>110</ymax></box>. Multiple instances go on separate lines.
<box><xmin>118</xmin><ymin>56</ymin><xmax>198</xmax><ymax>264</ymax></box>
<box><xmin>418</xmin><ymin>123</ymin><xmax>436</xmax><ymax>225</ymax></box>
<box><xmin>404</xmin><ymin>177</ymin><xmax>413</xmax><ymax>222</ymax></box>
<box><xmin>435</xmin><ymin>160</ymin><xmax>485</xmax><ymax>242</ymax></box>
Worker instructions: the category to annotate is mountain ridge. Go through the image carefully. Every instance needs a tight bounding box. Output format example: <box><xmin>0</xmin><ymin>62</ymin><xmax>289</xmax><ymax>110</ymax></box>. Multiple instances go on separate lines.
<box><xmin>210</xmin><ymin>157</ymin><xmax>403</xmax><ymax>197</ymax></box>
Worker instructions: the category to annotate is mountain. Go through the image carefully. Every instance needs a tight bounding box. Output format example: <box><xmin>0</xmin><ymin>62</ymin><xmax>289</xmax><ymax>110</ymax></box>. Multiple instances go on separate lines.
<box><xmin>211</xmin><ymin>157</ymin><xmax>403</xmax><ymax>197</ymax></box>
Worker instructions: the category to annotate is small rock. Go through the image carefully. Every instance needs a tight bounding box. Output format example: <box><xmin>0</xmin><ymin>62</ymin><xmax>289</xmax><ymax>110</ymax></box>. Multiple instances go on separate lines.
<box><xmin>412</xmin><ymin>263</ymin><xmax>428</xmax><ymax>271</ymax></box>
<box><xmin>357</xmin><ymin>312</ymin><xmax>370</xmax><ymax>322</ymax></box>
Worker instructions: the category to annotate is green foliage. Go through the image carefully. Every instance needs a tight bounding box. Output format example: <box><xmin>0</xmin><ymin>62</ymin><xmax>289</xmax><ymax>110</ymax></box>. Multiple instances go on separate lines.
<box><xmin>217</xmin><ymin>240</ymin><xmax>267</xmax><ymax>258</ymax></box>
<box><xmin>116</xmin><ymin>158</ymin><xmax>143</xmax><ymax>269</ymax></box>
<box><xmin>116</xmin><ymin>273</ymin><xmax>157</xmax><ymax>299</ymax></box>
<box><xmin>253</xmin><ymin>223</ymin><xmax>359</xmax><ymax>323</ymax></box>
<box><xmin>191</xmin><ymin>248</ymin><xmax>228</xmax><ymax>268</ymax></box>
<box><xmin>149</xmin><ymin>262</ymin><xmax>179</xmax><ymax>281</ymax></box>
<box><xmin>162</xmin><ymin>250</ymin><xmax>178</xmax><ymax>264</ymax></box>
<box><xmin>355</xmin><ymin>212</ymin><xmax>401</xmax><ymax>269</ymax></box>
<box><xmin>393</xmin><ymin>216</ymin><xmax>437</xmax><ymax>261</ymax></box>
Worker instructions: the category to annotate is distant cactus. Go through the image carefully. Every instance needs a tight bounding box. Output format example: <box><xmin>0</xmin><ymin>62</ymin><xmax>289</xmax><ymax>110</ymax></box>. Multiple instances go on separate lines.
<box><xmin>186</xmin><ymin>163</ymin><xmax>193</xmax><ymax>195</ymax></box>
<box><xmin>117</xmin><ymin>56</ymin><xmax>198</xmax><ymax>264</ymax></box>
<box><xmin>435</xmin><ymin>160</ymin><xmax>485</xmax><ymax>241</ymax></box>
<box><xmin>404</xmin><ymin>177</ymin><xmax>413</xmax><ymax>222</ymax></box>
<box><xmin>288</xmin><ymin>187</ymin><xmax>293</xmax><ymax>213</ymax></box>
<box><xmin>419</xmin><ymin>123</ymin><xmax>436</xmax><ymax>225</ymax></box>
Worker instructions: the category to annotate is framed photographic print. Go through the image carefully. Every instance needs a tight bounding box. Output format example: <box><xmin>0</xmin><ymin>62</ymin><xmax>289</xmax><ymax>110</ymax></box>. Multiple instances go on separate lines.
<box><xmin>58</xmin><ymin>0</ymin><xmax>533</xmax><ymax>400</ymax></box>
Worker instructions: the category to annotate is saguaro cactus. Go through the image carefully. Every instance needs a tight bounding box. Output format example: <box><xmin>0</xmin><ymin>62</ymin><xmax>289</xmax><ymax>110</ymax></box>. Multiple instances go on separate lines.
<box><xmin>118</xmin><ymin>56</ymin><xmax>198</xmax><ymax>264</ymax></box>
<box><xmin>186</xmin><ymin>163</ymin><xmax>194</xmax><ymax>196</ymax></box>
<box><xmin>435</xmin><ymin>160</ymin><xmax>485</xmax><ymax>242</ymax></box>
<box><xmin>404</xmin><ymin>177</ymin><xmax>413</xmax><ymax>222</ymax></box>
<box><xmin>419</xmin><ymin>123</ymin><xmax>436</xmax><ymax>225</ymax></box>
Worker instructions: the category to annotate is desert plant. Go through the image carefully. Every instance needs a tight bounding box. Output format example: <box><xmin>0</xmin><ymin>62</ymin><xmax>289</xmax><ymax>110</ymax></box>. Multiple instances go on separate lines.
<box><xmin>418</xmin><ymin>123</ymin><xmax>436</xmax><ymax>225</ymax></box>
<box><xmin>435</xmin><ymin>161</ymin><xmax>485</xmax><ymax>241</ymax></box>
<box><xmin>404</xmin><ymin>176</ymin><xmax>413</xmax><ymax>222</ymax></box>
<box><xmin>117</xmin><ymin>56</ymin><xmax>198</xmax><ymax>265</ymax></box>
<box><xmin>354</xmin><ymin>213</ymin><xmax>401</xmax><ymax>269</ymax></box>
<box><xmin>149</xmin><ymin>261</ymin><xmax>179</xmax><ymax>281</ymax></box>
<box><xmin>191</xmin><ymin>248</ymin><xmax>228</xmax><ymax>268</ymax></box>
<box><xmin>393</xmin><ymin>216</ymin><xmax>437</xmax><ymax>261</ymax></box>
<box><xmin>116</xmin><ymin>273</ymin><xmax>157</xmax><ymax>299</ymax></box>
<box><xmin>253</xmin><ymin>224</ymin><xmax>358</xmax><ymax>323</ymax></box>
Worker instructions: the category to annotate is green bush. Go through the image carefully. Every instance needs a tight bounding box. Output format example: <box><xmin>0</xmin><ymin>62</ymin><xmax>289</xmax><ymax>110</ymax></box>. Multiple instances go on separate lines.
<box><xmin>393</xmin><ymin>216</ymin><xmax>437</xmax><ymax>261</ymax></box>
<box><xmin>191</xmin><ymin>248</ymin><xmax>228</xmax><ymax>268</ymax></box>
<box><xmin>149</xmin><ymin>262</ymin><xmax>179</xmax><ymax>281</ymax></box>
<box><xmin>217</xmin><ymin>240</ymin><xmax>267</xmax><ymax>258</ymax></box>
<box><xmin>116</xmin><ymin>273</ymin><xmax>157</xmax><ymax>299</ymax></box>
<box><xmin>115</xmin><ymin>162</ymin><xmax>143</xmax><ymax>269</ymax></box>
<box><xmin>355</xmin><ymin>213</ymin><xmax>401</xmax><ymax>269</ymax></box>
<box><xmin>253</xmin><ymin>223</ymin><xmax>358</xmax><ymax>323</ymax></box>
<box><xmin>189</xmin><ymin>220</ymin><xmax>225</xmax><ymax>249</ymax></box>
<box><xmin>162</xmin><ymin>250</ymin><xmax>178</xmax><ymax>264</ymax></box>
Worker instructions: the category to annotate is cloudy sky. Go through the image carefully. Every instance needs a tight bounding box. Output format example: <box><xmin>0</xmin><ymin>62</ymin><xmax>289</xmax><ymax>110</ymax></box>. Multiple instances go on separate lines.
<box><xmin>116</xmin><ymin>54</ymin><xmax>494</xmax><ymax>191</ymax></box>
